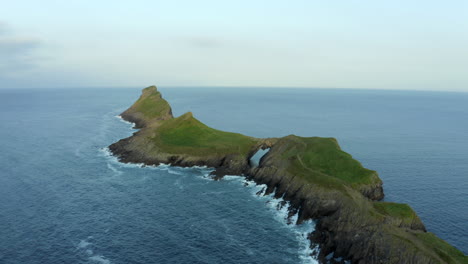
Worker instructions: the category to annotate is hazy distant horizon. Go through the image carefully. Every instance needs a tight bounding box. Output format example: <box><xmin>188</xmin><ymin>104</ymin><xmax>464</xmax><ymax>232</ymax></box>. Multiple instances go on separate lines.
<box><xmin>1</xmin><ymin>1</ymin><xmax>467</xmax><ymax>91</ymax></box>
<box><xmin>2</xmin><ymin>85</ymin><xmax>468</xmax><ymax>93</ymax></box>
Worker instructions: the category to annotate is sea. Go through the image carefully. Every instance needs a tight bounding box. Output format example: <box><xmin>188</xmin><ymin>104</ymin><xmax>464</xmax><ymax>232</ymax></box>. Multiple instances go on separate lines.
<box><xmin>0</xmin><ymin>87</ymin><xmax>466</xmax><ymax>264</ymax></box>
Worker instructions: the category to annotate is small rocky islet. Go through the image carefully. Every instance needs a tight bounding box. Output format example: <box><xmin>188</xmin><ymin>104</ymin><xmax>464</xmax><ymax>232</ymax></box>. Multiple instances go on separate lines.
<box><xmin>109</xmin><ymin>85</ymin><xmax>467</xmax><ymax>264</ymax></box>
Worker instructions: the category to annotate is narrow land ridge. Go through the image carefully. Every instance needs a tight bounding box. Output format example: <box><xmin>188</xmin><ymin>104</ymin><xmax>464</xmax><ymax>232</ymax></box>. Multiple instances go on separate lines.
<box><xmin>109</xmin><ymin>85</ymin><xmax>467</xmax><ymax>264</ymax></box>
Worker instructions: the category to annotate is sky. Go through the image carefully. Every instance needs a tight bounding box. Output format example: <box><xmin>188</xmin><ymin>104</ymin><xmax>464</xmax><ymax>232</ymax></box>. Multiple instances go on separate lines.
<box><xmin>1</xmin><ymin>0</ymin><xmax>467</xmax><ymax>91</ymax></box>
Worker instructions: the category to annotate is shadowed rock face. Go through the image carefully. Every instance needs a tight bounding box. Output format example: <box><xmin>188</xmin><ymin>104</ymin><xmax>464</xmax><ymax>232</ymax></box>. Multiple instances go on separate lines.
<box><xmin>109</xmin><ymin>86</ymin><xmax>468</xmax><ymax>264</ymax></box>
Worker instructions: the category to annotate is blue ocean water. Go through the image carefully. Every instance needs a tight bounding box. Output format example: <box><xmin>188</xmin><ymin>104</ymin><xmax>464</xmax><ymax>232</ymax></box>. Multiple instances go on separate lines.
<box><xmin>0</xmin><ymin>87</ymin><xmax>466</xmax><ymax>264</ymax></box>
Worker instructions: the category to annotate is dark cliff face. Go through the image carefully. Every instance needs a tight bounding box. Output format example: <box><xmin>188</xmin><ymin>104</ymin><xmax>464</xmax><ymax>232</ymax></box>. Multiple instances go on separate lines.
<box><xmin>109</xmin><ymin>135</ymin><xmax>251</xmax><ymax>174</ymax></box>
<box><xmin>108</xmin><ymin>86</ymin><xmax>468</xmax><ymax>264</ymax></box>
<box><xmin>109</xmin><ymin>134</ymin><xmax>438</xmax><ymax>264</ymax></box>
<box><xmin>246</xmin><ymin>169</ymin><xmax>426</xmax><ymax>264</ymax></box>
<box><xmin>242</xmin><ymin>141</ymin><xmax>432</xmax><ymax>264</ymax></box>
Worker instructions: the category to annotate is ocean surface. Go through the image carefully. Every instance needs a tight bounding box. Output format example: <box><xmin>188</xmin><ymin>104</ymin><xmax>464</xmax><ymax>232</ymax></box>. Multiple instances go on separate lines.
<box><xmin>0</xmin><ymin>87</ymin><xmax>466</xmax><ymax>264</ymax></box>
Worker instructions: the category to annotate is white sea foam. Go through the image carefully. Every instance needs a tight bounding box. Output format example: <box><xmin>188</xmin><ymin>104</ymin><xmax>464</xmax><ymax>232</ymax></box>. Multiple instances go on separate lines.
<box><xmin>89</xmin><ymin>255</ymin><xmax>111</xmax><ymax>264</ymax></box>
<box><xmin>223</xmin><ymin>175</ymin><xmax>246</xmax><ymax>182</ymax></box>
<box><xmin>167</xmin><ymin>168</ymin><xmax>183</xmax><ymax>175</ymax></box>
<box><xmin>99</xmin><ymin>147</ymin><xmax>115</xmax><ymax>160</ymax></box>
<box><xmin>157</xmin><ymin>163</ymin><xmax>170</xmax><ymax>170</ymax></box>
<box><xmin>266</xmin><ymin>199</ymin><xmax>318</xmax><ymax>264</ymax></box>
<box><xmin>250</xmin><ymin>182</ymin><xmax>267</xmax><ymax>196</ymax></box>
<box><xmin>77</xmin><ymin>238</ymin><xmax>111</xmax><ymax>264</ymax></box>
<box><xmin>100</xmin><ymin>147</ymin><xmax>216</xmax><ymax>178</ymax></box>
<box><xmin>220</xmin><ymin>175</ymin><xmax>319</xmax><ymax>263</ymax></box>
<box><xmin>107</xmin><ymin>163</ymin><xmax>123</xmax><ymax>175</ymax></box>
<box><xmin>77</xmin><ymin>239</ymin><xmax>92</xmax><ymax>249</ymax></box>
<box><xmin>198</xmin><ymin>172</ymin><xmax>214</xmax><ymax>181</ymax></box>
<box><xmin>191</xmin><ymin>165</ymin><xmax>208</xmax><ymax>169</ymax></box>
<box><xmin>99</xmin><ymin>147</ymin><xmax>146</xmax><ymax>168</ymax></box>
<box><xmin>115</xmin><ymin>115</ymin><xmax>136</xmax><ymax>128</ymax></box>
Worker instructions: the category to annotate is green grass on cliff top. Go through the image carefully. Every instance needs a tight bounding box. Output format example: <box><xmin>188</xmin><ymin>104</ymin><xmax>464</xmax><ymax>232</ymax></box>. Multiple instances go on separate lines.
<box><xmin>280</xmin><ymin>136</ymin><xmax>378</xmax><ymax>187</ymax></box>
<box><xmin>376</xmin><ymin>203</ymin><xmax>467</xmax><ymax>264</ymax></box>
<box><xmin>373</xmin><ymin>202</ymin><xmax>418</xmax><ymax>224</ymax></box>
<box><xmin>373</xmin><ymin>202</ymin><xmax>415</xmax><ymax>219</ymax></box>
<box><xmin>415</xmin><ymin>232</ymin><xmax>468</xmax><ymax>264</ymax></box>
<box><xmin>131</xmin><ymin>86</ymin><xmax>171</xmax><ymax>120</ymax></box>
<box><xmin>152</xmin><ymin>112</ymin><xmax>258</xmax><ymax>156</ymax></box>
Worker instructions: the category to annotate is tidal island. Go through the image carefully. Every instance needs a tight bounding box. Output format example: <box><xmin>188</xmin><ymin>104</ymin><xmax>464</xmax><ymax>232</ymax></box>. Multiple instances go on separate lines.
<box><xmin>109</xmin><ymin>86</ymin><xmax>467</xmax><ymax>264</ymax></box>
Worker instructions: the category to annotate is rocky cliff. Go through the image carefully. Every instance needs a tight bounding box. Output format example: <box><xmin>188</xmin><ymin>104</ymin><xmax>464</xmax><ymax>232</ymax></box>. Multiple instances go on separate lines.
<box><xmin>109</xmin><ymin>86</ymin><xmax>468</xmax><ymax>264</ymax></box>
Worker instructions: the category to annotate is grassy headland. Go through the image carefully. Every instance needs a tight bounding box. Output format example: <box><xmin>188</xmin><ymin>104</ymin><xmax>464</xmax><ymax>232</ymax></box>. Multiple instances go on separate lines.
<box><xmin>109</xmin><ymin>86</ymin><xmax>467</xmax><ymax>264</ymax></box>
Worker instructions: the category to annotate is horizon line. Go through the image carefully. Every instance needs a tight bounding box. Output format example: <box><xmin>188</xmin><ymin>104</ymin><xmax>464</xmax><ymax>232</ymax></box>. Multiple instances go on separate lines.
<box><xmin>1</xmin><ymin>85</ymin><xmax>467</xmax><ymax>94</ymax></box>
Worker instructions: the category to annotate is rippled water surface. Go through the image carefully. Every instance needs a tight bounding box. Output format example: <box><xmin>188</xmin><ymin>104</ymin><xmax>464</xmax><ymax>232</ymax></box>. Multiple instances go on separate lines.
<box><xmin>0</xmin><ymin>87</ymin><xmax>467</xmax><ymax>264</ymax></box>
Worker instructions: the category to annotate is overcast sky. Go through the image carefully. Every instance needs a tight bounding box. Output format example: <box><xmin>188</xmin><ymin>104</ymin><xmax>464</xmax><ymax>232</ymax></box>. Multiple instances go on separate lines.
<box><xmin>1</xmin><ymin>1</ymin><xmax>467</xmax><ymax>91</ymax></box>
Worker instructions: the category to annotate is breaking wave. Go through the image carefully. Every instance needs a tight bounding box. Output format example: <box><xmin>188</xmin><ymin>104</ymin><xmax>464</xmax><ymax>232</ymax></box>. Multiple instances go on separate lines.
<box><xmin>220</xmin><ymin>175</ymin><xmax>318</xmax><ymax>264</ymax></box>
<box><xmin>77</xmin><ymin>237</ymin><xmax>111</xmax><ymax>264</ymax></box>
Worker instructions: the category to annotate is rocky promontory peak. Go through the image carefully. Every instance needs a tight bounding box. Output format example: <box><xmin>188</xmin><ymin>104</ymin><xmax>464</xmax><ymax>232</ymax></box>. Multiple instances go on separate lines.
<box><xmin>179</xmin><ymin>111</ymin><xmax>193</xmax><ymax>119</ymax></box>
<box><xmin>142</xmin><ymin>85</ymin><xmax>158</xmax><ymax>93</ymax></box>
<box><xmin>120</xmin><ymin>85</ymin><xmax>173</xmax><ymax>128</ymax></box>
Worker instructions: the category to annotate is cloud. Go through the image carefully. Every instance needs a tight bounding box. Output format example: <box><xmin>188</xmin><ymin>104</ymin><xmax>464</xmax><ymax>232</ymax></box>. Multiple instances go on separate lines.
<box><xmin>0</xmin><ymin>22</ymin><xmax>42</xmax><ymax>78</ymax></box>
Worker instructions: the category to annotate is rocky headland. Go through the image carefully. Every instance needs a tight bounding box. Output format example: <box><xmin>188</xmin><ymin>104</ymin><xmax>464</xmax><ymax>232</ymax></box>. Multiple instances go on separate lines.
<box><xmin>109</xmin><ymin>85</ymin><xmax>467</xmax><ymax>264</ymax></box>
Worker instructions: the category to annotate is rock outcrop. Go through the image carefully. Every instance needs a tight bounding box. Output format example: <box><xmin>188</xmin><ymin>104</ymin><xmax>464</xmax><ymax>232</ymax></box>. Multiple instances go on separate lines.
<box><xmin>109</xmin><ymin>86</ymin><xmax>468</xmax><ymax>264</ymax></box>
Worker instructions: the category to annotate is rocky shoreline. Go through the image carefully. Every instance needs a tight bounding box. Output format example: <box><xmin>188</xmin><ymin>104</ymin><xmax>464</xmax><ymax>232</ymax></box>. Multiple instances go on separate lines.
<box><xmin>109</xmin><ymin>86</ymin><xmax>467</xmax><ymax>264</ymax></box>
<box><xmin>110</xmin><ymin>138</ymin><xmax>424</xmax><ymax>264</ymax></box>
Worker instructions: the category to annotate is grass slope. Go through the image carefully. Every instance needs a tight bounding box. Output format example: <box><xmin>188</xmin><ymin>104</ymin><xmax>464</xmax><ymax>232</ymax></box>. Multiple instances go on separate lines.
<box><xmin>278</xmin><ymin>135</ymin><xmax>379</xmax><ymax>189</ymax></box>
<box><xmin>415</xmin><ymin>232</ymin><xmax>468</xmax><ymax>264</ymax></box>
<box><xmin>374</xmin><ymin>202</ymin><xmax>416</xmax><ymax>220</ymax></box>
<box><xmin>151</xmin><ymin>112</ymin><xmax>258</xmax><ymax>156</ymax></box>
<box><xmin>127</xmin><ymin>85</ymin><xmax>172</xmax><ymax>121</ymax></box>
